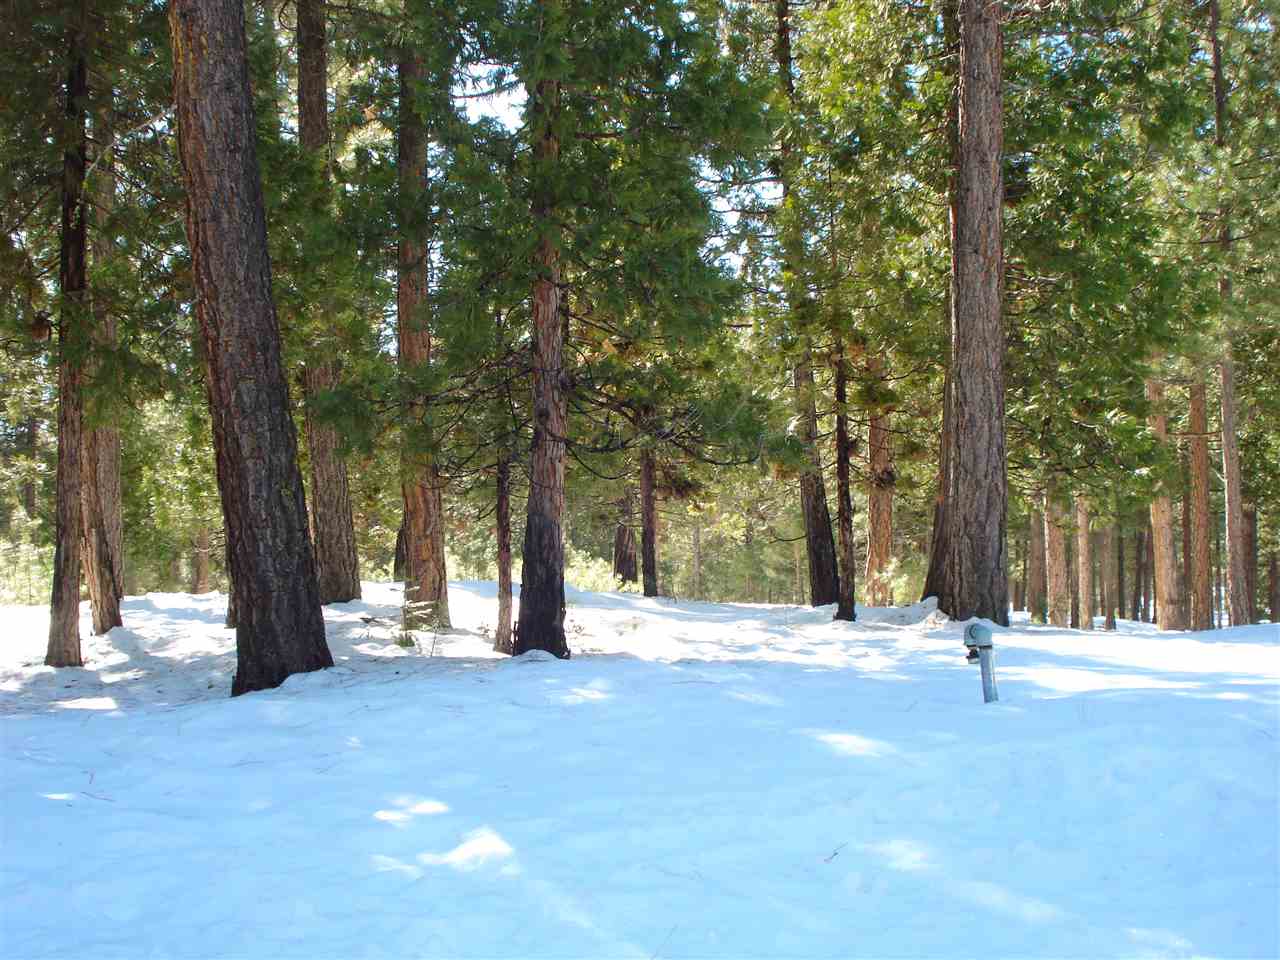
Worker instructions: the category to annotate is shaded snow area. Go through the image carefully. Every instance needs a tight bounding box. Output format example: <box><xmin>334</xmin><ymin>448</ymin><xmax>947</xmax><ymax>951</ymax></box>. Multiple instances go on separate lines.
<box><xmin>2</xmin><ymin>582</ymin><xmax>1278</xmax><ymax>959</ymax></box>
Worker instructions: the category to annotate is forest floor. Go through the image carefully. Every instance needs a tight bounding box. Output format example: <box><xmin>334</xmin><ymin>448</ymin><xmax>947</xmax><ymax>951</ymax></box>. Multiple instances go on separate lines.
<box><xmin>1</xmin><ymin>581</ymin><xmax>1277</xmax><ymax>959</ymax></box>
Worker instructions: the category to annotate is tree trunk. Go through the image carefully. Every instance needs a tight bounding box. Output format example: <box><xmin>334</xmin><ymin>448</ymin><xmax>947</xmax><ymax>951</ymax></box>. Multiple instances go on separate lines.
<box><xmin>397</xmin><ymin>49</ymin><xmax>450</xmax><ymax>630</ymax></box>
<box><xmin>1130</xmin><ymin>527</ymin><xmax>1144</xmax><ymax>620</ymax></box>
<box><xmin>833</xmin><ymin>340</ymin><xmax>857</xmax><ymax>620</ymax></box>
<box><xmin>795</xmin><ymin>346</ymin><xmax>840</xmax><ymax>607</ymax></box>
<box><xmin>1076</xmin><ymin>496</ymin><xmax>1093</xmax><ymax>630</ymax></box>
<box><xmin>514</xmin><ymin>56</ymin><xmax>569</xmax><ymax>658</ymax></box>
<box><xmin>1146</xmin><ymin>378</ymin><xmax>1184</xmax><ymax>630</ymax></box>
<box><xmin>1244</xmin><ymin>505</ymin><xmax>1257</xmax><ymax>622</ymax></box>
<box><xmin>393</xmin><ymin>522</ymin><xmax>406</xmax><ymax>581</ymax></box>
<box><xmin>303</xmin><ymin>363</ymin><xmax>361</xmax><ymax>603</ymax></box>
<box><xmin>224</xmin><ymin>536</ymin><xmax>238</xmax><ymax>628</ymax></box>
<box><xmin>1269</xmin><ymin>552</ymin><xmax>1278</xmax><ymax>624</ymax></box>
<box><xmin>191</xmin><ymin>526</ymin><xmax>211</xmax><ymax>594</ymax></box>
<box><xmin>1116</xmin><ymin>528</ymin><xmax>1125</xmax><ymax>623</ymax></box>
<box><xmin>1188</xmin><ymin>381</ymin><xmax>1213</xmax><ymax>630</ymax></box>
<box><xmin>296</xmin><ymin>0</ymin><xmax>360</xmax><ymax>605</ymax></box>
<box><xmin>1214</xmin><ymin>514</ymin><xmax>1223</xmax><ymax>629</ymax></box>
<box><xmin>493</xmin><ymin>452</ymin><xmax>514</xmax><ymax>655</ymax></box>
<box><xmin>87</xmin><ymin>90</ymin><xmax>125</xmax><ymax>609</ymax></box>
<box><xmin>864</xmin><ymin>359</ymin><xmax>893</xmax><ymax>611</ymax></box>
<box><xmin>47</xmin><ymin>1</ymin><xmax>90</xmax><ymax>668</ymax></box>
<box><xmin>1045</xmin><ymin>491</ymin><xmax>1070</xmax><ymax>627</ymax></box>
<box><xmin>1101</xmin><ymin>525</ymin><xmax>1117</xmax><ymax>630</ymax></box>
<box><xmin>691</xmin><ymin>520</ymin><xmax>703</xmax><ymax>601</ymax></box>
<box><xmin>922</xmin><ymin>0</ymin><xmax>959</xmax><ymax>606</ymax></box>
<box><xmin>775</xmin><ymin>0</ymin><xmax>839</xmax><ymax>608</ymax></box>
<box><xmin>1144</xmin><ymin>521</ymin><xmax>1155</xmax><ymax>622</ymax></box>
<box><xmin>1219</xmin><ymin>356</ymin><xmax>1248</xmax><ymax>625</ymax></box>
<box><xmin>612</xmin><ymin>489</ymin><xmax>637</xmax><ymax>585</ymax></box>
<box><xmin>170</xmin><ymin>0</ymin><xmax>332</xmax><ymax>694</ymax></box>
<box><xmin>640</xmin><ymin>447</ymin><xmax>659</xmax><ymax>598</ymax></box>
<box><xmin>931</xmin><ymin>0</ymin><xmax>1008</xmax><ymax>624</ymax></box>
<box><xmin>1028</xmin><ymin>503</ymin><xmax>1047</xmax><ymax>623</ymax></box>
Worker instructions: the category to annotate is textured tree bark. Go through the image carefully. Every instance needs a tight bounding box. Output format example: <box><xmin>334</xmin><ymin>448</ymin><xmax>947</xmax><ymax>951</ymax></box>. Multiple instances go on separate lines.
<box><xmin>640</xmin><ymin>447</ymin><xmax>659</xmax><ymax>598</ymax></box>
<box><xmin>794</xmin><ymin>346</ymin><xmax>840</xmax><ymax>607</ymax></box>
<box><xmin>1027</xmin><ymin>504</ymin><xmax>1046</xmax><ymax>623</ymax></box>
<box><xmin>922</xmin><ymin>0</ymin><xmax>959</xmax><ymax>605</ymax></box>
<box><xmin>932</xmin><ymin>0</ymin><xmax>1008</xmax><ymax>624</ymax></box>
<box><xmin>612</xmin><ymin>489</ymin><xmax>638</xmax><ymax>585</ymax></box>
<box><xmin>1188</xmin><ymin>382</ymin><xmax>1213</xmax><ymax>630</ymax></box>
<box><xmin>170</xmin><ymin>0</ymin><xmax>332</xmax><ymax>694</ymax></box>
<box><xmin>302</xmin><ymin>363</ymin><xmax>361</xmax><ymax>603</ymax></box>
<box><xmin>1214</xmin><ymin>515</ymin><xmax>1223</xmax><ymax>628</ymax></box>
<box><xmin>297</xmin><ymin>0</ymin><xmax>360</xmax><ymax>605</ymax></box>
<box><xmin>1144</xmin><ymin>522</ymin><xmax>1155</xmax><ymax>622</ymax></box>
<box><xmin>1075</xmin><ymin>497</ymin><xmax>1093</xmax><ymax>630</ymax></box>
<box><xmin>224</xmin><ymin>536</ymin><xmax>238</xmax><ymax>628</ymax></box>
<box><xmin>833</xmin><ymin>340</ymin><xmax>857</xmax><ymax>620</ymax></box>
<box><xmin>1146</xmin><ymin>378</ymin><xmax>1184</xmax><ymax>630</ymax></box>
<box><xmin>1180</xmin><ymin>454</ymin><xmax>1191</xmax><ymax>626</ymax></box>
<box><xmin>864</xmin><ymin>357</ymin><xmax>893</xmax><ymax>611</ymax></box>
<box><xmin>86</xmin><ymin>92</ymin><xmax>125</xmax><ymax>613</ymax></box>
<box><xmin>1044</xmin><ymin>492</ymin><xmax>1069</xmax><ymax>627</ymax></box>
<box><xmin>493</xmin><ymin>452</ymin><xmax>514</xmax><ymax>655</ymax></box>
<box><xmin>47</xmin><ymin>2</ymin><xmax>90</xmax><ymax>667</ymax></box>
<box><xmin>396</xmin><ymin>49</ymin><xmax>450</xmax><ymax>630</ymax></box>
<box><xmin>1101</xmin><ymin>525</ymin><xmax>1117</xmax><ymax>630</ymax></box>
<box><xmin>1219</xmin><ymin>356</ymin><xmax>1248</xmax><ymax>625</ymax></box>
<box><xmin>514</xmin><ymin>58</ymin><xmax>569</xmax><ymax>658</ymax></box>
<box><xmin>1116</xmin><ymin>529</ymin><xmax>1125</xmax><ymax>624</ymax></box>
<box><xmin>191</xmin><ymin>526</ymin><xmax>211</xmax><ymax>594</ymax></box>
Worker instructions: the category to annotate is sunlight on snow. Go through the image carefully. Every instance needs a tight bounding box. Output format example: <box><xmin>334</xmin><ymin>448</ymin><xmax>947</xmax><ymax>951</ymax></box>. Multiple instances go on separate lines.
<box><xmin>810</xmin><ymin>730</ymin><xmax>899</xmax><ymax>758</ymax></box>
<box><xmin>417</xmin><ymin>827</ymin><xmax>514</xmax><ymax>871</ymax></box>
<box><xmin>52</xmin><ymin>696</ymin><xmax>118</xmax><ymax>711</ymax></box>
<box><xmin>373</xmin><ymin>796</ymin><xmax>450</xmax><ymax>825</ymax></box>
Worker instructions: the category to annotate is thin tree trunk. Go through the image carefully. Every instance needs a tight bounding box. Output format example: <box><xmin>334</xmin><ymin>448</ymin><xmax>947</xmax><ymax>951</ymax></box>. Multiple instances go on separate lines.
<box><xmin>297</xmin><ymin>0</ymin><xmax>360</xmax><ymax>605</ymax></box>
<box><xmin>47</xmin><ymin>0</ymin><xmax>91</xmax><ymax>668</ymax></box>
<box><xmin>612</xmin><ymin>489</ymin><xmax>637</xmax><ymax>585</ymax></box>
<box><xmin>397</xmin><ymin>48</ymin><xmax>449</xmax><ymax>630</ymax></box>
<box><xmin>691</xmin><ymin>520</ymin><xmax>702</xmax><ymax>601</ymax></box>
<box><xmin>1076</xmin><ymin>497</ymin><xmax>1093</xmax><ymax>630</ymax></box>
<box><xmin>932</xmin><ymin>0</ymin><xmax>1008</xmax><ymax>624</ymax></box>
<box><xmin>170</xmin><ymin>0</ymin><xmax>332</xmax><ymax>694</ymax></box>
<box><xmin>1146</xmin><ymin>377</ymin><xmax>1184</xmax><ymax>630</ymax></box>
<box><xmin>833</xmin><ymin>340</ymin><xmax>857</xmax><ymax>620</ymax></box>
<box><xmin>1214</xmin><ymin>514</ymin><xmax>1224</xmax><ymax>629</ymax></box>
<box><xmin>640</xmin><ymin>446</ymin><xmax>658</xmax><ymax>598</ymax></box>
<box><xmin>1045</xmin><ymin>491</ymin><xmax>1070</xmax><ymax>627</ymax></box>
<box><xmin>1268</xmin><ymin>551</ymin><xmax>1278</xmax><ymax>624</ymax></box>
<box><xmin>1144</xmin><ymin>520</ymin><xmax>1155</xmax><ymax>623</ymax></box>
<box><xmin>864</xmin><ymin>359</ymin><xmax>893</xmax><ymax>611</ymax></box>
<box><xmin>1116</xmin><ymin>528</ymin><xmax>1125</xmax><ymax>624</ymax></box>
<box><xmin>1189</xmin><ymin>382</ymin><xmax>1213</xmax><ymax>630</ymax></box>
<box><xmin>191</xmin><ymin>527</ymin><xmax>211</xmax><ymax>594</ymax></box>
<box><xmin>1219</xmin><ymin>356</ymin><xmax>1248</xmax><ymax>625</ymax></box>
<box><xmin>514</xmin><ymin>46</ymin><xmax>569</xmax><ymax>657</ymax></box>
<box><xmin>493</xmin><ymin>451</ymin><xmax>513</xmax><ymax>654</ymax></box>
<box><xmin>1101</xmin><ymin>525</ymin><xmax>1117</xmax><ymax>630</ymax></box>
<box><xmin>1206</xmin><ymin>0</ymin><xmax>1248</xmax><ymax>627</ymax></box>
<box><xmin>1028</xmin><ymin>503</ymin><xmax>1047</xmax><ymax>623</ymax></box>
<box><xmin>393</xmin><ymin>522</ymin><xmax>406</xmax><ymax>581</ymax></box>
<box><xmin>1181</xmin><ymin>452</ymin><xmax>1191</xmax><ymax>627</ymax></box>
<box><xmin>1069</xmin><ymin>532</ymin><xmax>1079</xmax><ymax>629</ymax></box>
<box><xmin>1130</xmin><ymin>527</ymin><xmax>1145</xmax><ymax>620</ymax></box>
<box><xmin>1244</xmin><ymin>505</ymin><xmax>1257</xmax><ymax>622</ymax></box>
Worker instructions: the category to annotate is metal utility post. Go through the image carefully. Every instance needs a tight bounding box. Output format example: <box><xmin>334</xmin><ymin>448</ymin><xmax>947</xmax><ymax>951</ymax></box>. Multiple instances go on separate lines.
<box><xmin>965</xmin><ymin>623</ymin><xmax>999</xmax><ymax>703</ymax></box>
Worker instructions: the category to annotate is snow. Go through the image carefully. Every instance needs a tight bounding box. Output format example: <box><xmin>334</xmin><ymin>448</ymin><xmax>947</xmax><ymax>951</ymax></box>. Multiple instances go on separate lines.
<box><xmin>2</xmin><ymin>582</ymin><xmax>1277</xmax><ymax>959</ymax></box>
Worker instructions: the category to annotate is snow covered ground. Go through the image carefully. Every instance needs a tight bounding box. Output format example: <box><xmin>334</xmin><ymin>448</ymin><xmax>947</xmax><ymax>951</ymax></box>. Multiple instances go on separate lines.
<box><xmin>2</xmin><ymin>582</ymin><xmax>1277</xmax><ymax>959</ymax></box>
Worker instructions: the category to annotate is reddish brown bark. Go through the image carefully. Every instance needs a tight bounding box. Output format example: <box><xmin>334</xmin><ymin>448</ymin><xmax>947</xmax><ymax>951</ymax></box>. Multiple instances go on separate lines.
<box><xmin>1101</xmin><ymin>525</ymin><xmax>1117</xmax><ymax>630</ymax></box>
<box><xmin>1075</xmin><ymin>497</ymin><xmax>1093</xmax><ymax>630</ymax></box>
<box><xmin>170</xmin><ymin>0</ymin><xmax>332</xmax><ymax>694</ymax></box>
<box><xmin>514</xmin><ymin>61</ymin><xmax>569</xmax><ymax>657</ymax></box>
<box><xmin>833</xmin><ymin>341</ymin><xmax>857</xmax><ymax>620</ymax></box>
<box><xmin>1045</xmin><ymin>491</ymin><xmax>1069</xmax><ymax>627</ymax></box>
<box><xmin>47</xmin><ymin>1</ymin><xmax>90</xmax><ymax>667</ymax></box>
<box><xmin>612</xmin><ymin>490</ymin><xmax>638</xmax><ymax>585</ymax></box>
<box><xmin>864</xmin><ymin>357</ymin><xmax>893</xmax><ymax>611</ymax></box>
<box><xmin>1219</xmin><ymin>356</ymin><xmax>1248</xmax><ymax>625</ymax></box>
<box><xmin>931</xmin><ymin>0</ymin><xmax>1008</xmax><ymax>624</ymax></box>
<box><xmin>1027</xmin><ymin>504</ymin><xmax>1046</xmax><ymax>623</ymax></box>
<box><xmin>1146</xmin><ymin>378</ymin><xmax>1184</xmax><ymax>630</ymax></box>
<box><xmin>397</xmin><ymin>49</ymin><xmax>450</xmax><ymax>630</ymax></box>
<box><xmin>1188</xmin><ymin>382</ymin><xmax>1213</xmax><ymax>630</ymax></box>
